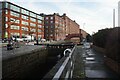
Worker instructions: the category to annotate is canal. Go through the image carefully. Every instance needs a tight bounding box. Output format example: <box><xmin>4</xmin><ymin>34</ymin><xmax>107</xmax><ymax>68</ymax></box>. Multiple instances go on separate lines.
<box><xmin>24</xmin><ymin>44</ymin><xmax>74</xmax><ymax>79</ymax></box>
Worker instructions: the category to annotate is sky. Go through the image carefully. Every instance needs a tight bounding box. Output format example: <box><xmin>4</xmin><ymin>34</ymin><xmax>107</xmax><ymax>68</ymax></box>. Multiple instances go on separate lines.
<box><xmin>3</xmin><ymin>0</ymin><xmax>120</xmax><ymax>34</ymax></box>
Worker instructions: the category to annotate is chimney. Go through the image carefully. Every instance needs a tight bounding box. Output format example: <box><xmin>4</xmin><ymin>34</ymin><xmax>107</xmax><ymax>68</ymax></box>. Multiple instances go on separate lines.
<box><xmin>113</xmin><ymin>9</ymin><xmax>115</xmax><ymax>27</ymax></box>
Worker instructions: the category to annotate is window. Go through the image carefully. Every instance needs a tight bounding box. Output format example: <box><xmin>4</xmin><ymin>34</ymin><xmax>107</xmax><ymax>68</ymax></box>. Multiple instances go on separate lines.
<box><xmin>5</xmin><ymin>24</ymin><xmax>8</xmax><ymax>28</ymax></box>
<box><xmin>0</xmin><ymin>2</ymin><xmax>2</xmax><ymax>9</ymax></box>
<box><xmin>6</xmin><ymin>17</ymin><xmax>8</xmax><ymax>21</ymax></box>
<box><xmin>10</xmin><ymin>4</ymin><xmax>20</xmax><ymax>12</ymax></box>
<box><xmin>38</xmin><ymin>25</ymin><xmax>42</xmax><ymax>28</ymax></box>
<box><xmin>38</xmin><ymin>29</ymin><xmax>41</xmax><ymax>32</ymax></box>
<box><xmin>51</xmin><ymin>21</ymin><xmax>53</xmax><ymax>23</ymax></box>
<box><xmin>22</xmin><ymin>21</ymin><xmax>28</xmax><ymax>25</ymax></box>
<box><xmin>30</xmin><ymin>28</ymin><xmax>36</xmax><ymax>32</ymax></box>
<box><xmin>5</xmin><ymin>10</ymin><xmax>8</xmax><ymax>14</ymax></box>
<box><xmin>38</xmin><ymin>20</ymin><xmax>42</xmax><ymax>24</ymax></box>
<box><xmin>21</xmin><ymin>27</ymin><xmax>28</xmax><ymax>31</ymax></box>
<box><xmin>10</xmin><ymin>18</ymin><xmax>20</xmax><ymax>24</ymax></box>
<box><xmin>50</xmin><ymin>34</ymin><xmax>53</xmax><ymax>36</ymax></box>
<box><xmin>21</xmin><ymin>15</ymin><xmax>28</xmax><ymax>20</ymax></box>
<box><xmin>51</xmin><ymin>26</ymin><xmax>53</xmax><ymax>28</ymax></box>
<box><xmin>45</xmin><ymin>21</ymin><xmax>48</xmax><ymax>24</ymax></box>
<box><xmin>46</xmin><ymin>30</ymin><xmax>48</xmax><ymax>33</ymax></box>
<box><xmin>46</xmin><ymin>17</ymin><xmax>49</xmax><ymax>20</ymax></box>
<box><xmin>10</xmin><ymin>11</ymin><xmax>20</xmax><ymax>17</ymax></box>
<box><xmin>30</xmin><ymin>12</ymin><xmax>36</xmax><ymax>18</ymax></box>
<box><xmin>30</xmin><ymin>17</ymin><xmax>36</xmax><ymax>22</ymax></box>
<box><xmin>15</xmin><ymin>20</ymin><xmax>20</xmax><ymax>24</ymax></box>
<box><xmin>10</xmin><ymin>25</ymin><xmax>20</xmax><ymax>30</ymax></box>
<box><xmin>37</xmin><ymin>15</ymin><xmax>42</xmax><ymax>20</ymax></box>
<box><xmin>21</xmin><ymin>9</ymin><xmax>29</xmax><ymax>15</ymax></box>
<box><xmin>50</xmin><ymin>17</ymin><xmax>53</xmax><ymax>20</ymax></box>
<box><xmin>4</xmin><ymin>3</ymin><xmax>8</xmax><ymax>8</ymax></box>
<box><xmin>46</xmin><ymin>34</ymin><xmax>48</xmax><ymax>37</ymax></box>
<box><xmin>46</xmin><ymin>26</ymin><xmax>48</xmax><ymax>28</ymax></box>
<box><xmin>30</xmin><ymin>23</ymin><xmax>36</xmax><ymax>27</ymax></box>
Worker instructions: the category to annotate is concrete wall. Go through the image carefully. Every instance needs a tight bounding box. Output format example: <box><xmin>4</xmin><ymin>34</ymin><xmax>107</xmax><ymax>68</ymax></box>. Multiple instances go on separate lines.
<box><xmin>92</xmin><ymin>45</ymin><xmax>120</xmax><ymax>75</ymax></box>
<box><xmin>104</xmin><ymin>57</ymin><xmax>120</xmax><ymax>75</ymax></box>
<box><xmin>2</xmin><ymin>48</ymin><xmax>48</xmax><ymax>79</ymax></box>
<box><xmin>92</xmin><ymin>45</ymin><xmax>106</xmax><ymax>54</ymax></box>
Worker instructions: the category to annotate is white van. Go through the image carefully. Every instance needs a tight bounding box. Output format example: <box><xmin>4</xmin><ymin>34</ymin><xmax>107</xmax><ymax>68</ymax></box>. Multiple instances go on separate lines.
<box><xmin>12</xmin><ymin>36</ymin><xmax>23</xmax><ymax>42</ymax></box>
<box><xmin>12</xmin><ymin>35</ymin><xmax>34</xmax><ymax>42</ymax></box>
<box><xmin>24</xmin><ymin>35</ymin><xmax>34</xmax><ymax>41</ymax></box>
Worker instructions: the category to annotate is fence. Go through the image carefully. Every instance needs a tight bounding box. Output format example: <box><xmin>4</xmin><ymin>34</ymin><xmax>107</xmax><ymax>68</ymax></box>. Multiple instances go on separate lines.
<box><xmin>42</xmin><ymin>45</ymin><xmax>77</xmax><ymax>80</ymax></box>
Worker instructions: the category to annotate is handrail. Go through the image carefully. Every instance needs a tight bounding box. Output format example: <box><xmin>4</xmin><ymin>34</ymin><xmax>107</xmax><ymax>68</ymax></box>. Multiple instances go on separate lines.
<box><xmin>52</xmin><ymin>45</ymin><xmax>76</xmax><ymax>80</ymax></box>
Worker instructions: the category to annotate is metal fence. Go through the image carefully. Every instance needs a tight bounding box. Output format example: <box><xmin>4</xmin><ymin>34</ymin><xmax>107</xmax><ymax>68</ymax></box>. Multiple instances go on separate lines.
<box><xmin>42</xmin><ymin>45</ymin><xmax>77</xmax><ymax>80</ymax></box>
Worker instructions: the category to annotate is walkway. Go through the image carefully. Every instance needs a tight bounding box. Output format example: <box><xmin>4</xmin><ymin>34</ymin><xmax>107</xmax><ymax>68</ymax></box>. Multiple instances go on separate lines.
<box><xmin>2</xmin><ymin>45</ymin><xmax>46</xmax><ymax>60</ymax></box>
<box><xmin>73</xmin><ymin>46</ymin><xmax>119</xmax><ymax>79</ymax></box>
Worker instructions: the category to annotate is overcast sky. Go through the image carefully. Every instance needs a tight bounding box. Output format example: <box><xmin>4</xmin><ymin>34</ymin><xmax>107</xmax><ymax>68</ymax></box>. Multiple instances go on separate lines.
<box><xmin>6</xmin><ymin>0</ymin><xmax>120</xmax><ymax>34</ymax></box>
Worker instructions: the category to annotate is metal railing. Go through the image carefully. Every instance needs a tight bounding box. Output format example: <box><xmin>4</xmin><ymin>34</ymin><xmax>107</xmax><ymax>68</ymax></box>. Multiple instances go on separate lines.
<box><xmin>52</xmin><ymin>45</ymin><xmax>77</xmax><ymax>80</ymax></box>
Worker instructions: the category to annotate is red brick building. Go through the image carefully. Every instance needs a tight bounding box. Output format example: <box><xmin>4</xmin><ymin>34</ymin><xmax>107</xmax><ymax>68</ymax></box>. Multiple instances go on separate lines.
<box><xmin>43</xmin><ymin>13</ymin><xmax>65</xmax><ymax>41</ymax></box>
<box><xmin>43</xmin><ymin>13</ymin><xmax>80</xmax><ymax>41</ymax></box>
<box><xmin>80</xmin><ymin>29</ymin><xmax>88</xmax><ymax>42</ymax></box>
<box><xmin>0</xmin><ymin>1</ymin><xmax>44</xmax><ymax>40</ymax></box>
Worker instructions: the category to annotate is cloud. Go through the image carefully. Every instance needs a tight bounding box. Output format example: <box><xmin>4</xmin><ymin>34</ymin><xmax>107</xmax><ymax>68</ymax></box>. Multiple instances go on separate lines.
<box><xmin>8</xmin><ymin>0</ymin><xmax>120</xmax><ymax>34</ymax></box>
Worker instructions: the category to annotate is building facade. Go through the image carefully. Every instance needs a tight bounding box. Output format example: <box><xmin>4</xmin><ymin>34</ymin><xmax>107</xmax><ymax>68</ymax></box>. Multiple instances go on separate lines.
<box><xmin>0</xmin><ymin>1</ymin><xmax>44</xmax><ymax>40</ymax></box>
<box><xmin>62</xmin><ymin>14</ymin><xmax>80</xmax><ymax>35</ymax></box>
<box><xmin>80</xmin><ymin>29</ymin><xmax>88</xmax><ymax>39</ymax></box>
<box><xmin>43</xmin><ymin>13</ymin><xmax>65</xmax><ymax>41</ymax></box>
<box><xmin>44</xmin><ymin>13</ymin><xmax>80</xmax><ymax>41</ymax></box>
<box><xmin>118</xmin><ymin>1</ymin><xmax>120</xmax><ymax>27</ymax></box>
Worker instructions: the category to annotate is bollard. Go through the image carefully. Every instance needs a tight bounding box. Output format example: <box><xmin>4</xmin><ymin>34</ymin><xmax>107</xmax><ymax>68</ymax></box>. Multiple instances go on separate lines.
<box><xmin>63</xmin><ymin>48</ymin><xmax>72</xmax><ymax>57</ymax></box>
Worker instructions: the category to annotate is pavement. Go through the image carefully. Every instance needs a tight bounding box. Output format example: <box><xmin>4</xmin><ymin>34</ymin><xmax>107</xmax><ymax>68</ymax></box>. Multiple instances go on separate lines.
<box><xmin>1</xmin><ymin>45</ymin><xmax>46</xmax><ymax>60</ymax></box>
<box><xmin>72</xmin><ymin>45</ymin><xmax>119</xmax><ymax>79</ymax></box>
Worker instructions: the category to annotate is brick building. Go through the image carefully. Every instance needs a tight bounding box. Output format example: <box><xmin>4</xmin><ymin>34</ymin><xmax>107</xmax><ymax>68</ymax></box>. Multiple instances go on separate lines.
<box><xmin>0</xmin><ymin>1</ymin><xmax>44</xmax><ymax>40</ymax></box>
<box><xmin>43</xmin><ymin>13</ymin><xmax>80</xmax><ymax>41</ymax></box>
<box><xmin>80</xmin><ymin>29</ymin><xmax>88</xmax><ymax>41</ymax></box>
<box><xmin>62</xmin><ymin>13</ymin><xmax>80</xmax><ymax>35</ymax></box>
<box><xmin>43</xmin><ymin>13</ymin><xmax>65</xmax><ymax>41</ymax></box>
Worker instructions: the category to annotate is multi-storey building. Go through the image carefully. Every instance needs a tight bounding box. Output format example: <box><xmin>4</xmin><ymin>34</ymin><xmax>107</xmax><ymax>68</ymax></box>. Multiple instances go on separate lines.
<box><xmin>62</xmin><ymin>13</ymin><xmax>80</xmax><ymax>35</ymax></box>
<box><xmin>0</xmin><ymin>1</ymin><xmax>44</xmax><ymax>40</ymax></box>
<box><xmin>44</xmin><ymin>13</ymin><xmax>80</xmax><ymax>41</ymax></box>
<box><xmin>62</xmin><ymin>13</ymin><xmax>80</xmax><ymax>43</ymax></box>
<box><xmin>43</xmin><ymin>13</ymin><xmax>66</xmax><ymax>41</ymax></box>
<box><xmin>80</xmin><ymin>29</ymin><xmax>88</xmax><ymax>39</ymax></box>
